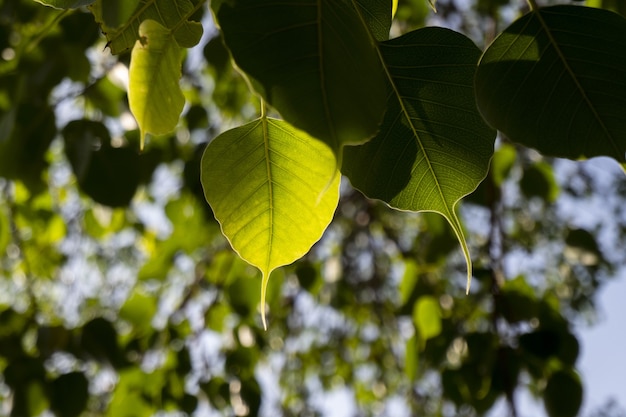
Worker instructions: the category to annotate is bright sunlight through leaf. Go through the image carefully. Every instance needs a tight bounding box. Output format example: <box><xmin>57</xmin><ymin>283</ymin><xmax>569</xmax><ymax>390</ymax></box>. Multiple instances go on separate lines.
<box><xmin>128</xmin><ymin>19</ymin><xmax>185</xmax><ymax>150</ymax></box>
<box><xmin>201</xmin><ymin>117</ymin><xmax>340</xmax><ymax>328</ymax></box>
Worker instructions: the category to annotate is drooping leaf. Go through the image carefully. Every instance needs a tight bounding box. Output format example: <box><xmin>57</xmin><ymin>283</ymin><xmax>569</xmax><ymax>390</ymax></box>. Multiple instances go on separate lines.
<box><xmin>342</xmin><ymin>28</ymin><xmax>496</xmax><ymax>291</ymax></box>
<box><xmin>128</xmin><ymin>19</ymin><xmax>185</xmax><ymax>149</ymax></box>
<box><xmin>201</xmin><ymin>117</ymin><xmax>340</xmax><ymax>328</ymax></box>
<box><xmin>90</xmin><ymin>0</ymin><xmax>203</xmax><ymax>54</ymax></box>
<box><xmin>33</xmin><ymin>0</ymin><xmax>95</xmax><ymax>9</ymax></box>
<box><xmin>475</xmin><ymin>5</ymin><xmax>626</xmax><ymax>162</ymax></box>
<box><xmin>212</xmin><ymin>0</ymin><xmax>387</xmax><ymax>153</ymax></box>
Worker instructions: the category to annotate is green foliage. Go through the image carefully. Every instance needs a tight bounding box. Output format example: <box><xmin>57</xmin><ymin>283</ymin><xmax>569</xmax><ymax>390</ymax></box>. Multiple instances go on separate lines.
<box><xmin>342</xmin><ymin>27</ymin><xmax>496</xmax><ymax>291</ymax></box>
<box><xmin>212</xmin><ymin>0</ymin><xmax>388</xmax><ymax>152</ymax></box>
<box><xmin>475</xmin><ymin>5</ymin><xmax>626</xmax><ymax>161</ymax></box>
<box><xmin>2</xmin><ymin>0</ymin><xmax>626</xmax><ymax>416</ymax></box>
<box><xmin>129</xmin><ymin>19</ymin><xmax>186</xmax><ymax>149</ymax></box>
<box><xmin>201</xmin><ymin>116</ymin><xmax>340</xmax><ymax>327</ymax></box>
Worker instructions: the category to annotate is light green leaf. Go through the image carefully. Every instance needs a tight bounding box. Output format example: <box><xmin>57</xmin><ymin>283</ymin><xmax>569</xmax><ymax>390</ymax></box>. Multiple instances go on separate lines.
<box><xmin>0</xmin><ymin>206</ymin><xmax>9</xmax><ymax>257</ymax></box>
<box><xmin>129</xmin><ymin>19</ymin><xmax>185</xmax><ymax>149</ymax></box>
<box><xmin>413</xmin><ymin>295</ymin><xmax>441</xmax><ymax>347</ymax></box>
<box><xmin>201</xmin><ymin>117</ymin><xmax>340</xmax><ymax>328</ymax></box>
<box><xmin>212</xmin><ymin>0</ymin><xmax>387</xmax><ymax>153</ymax></box>
<box><xmin>91</xmin><ymin>0</ymin><xmax>203</xmax><ymax>54</ymax></box>
<box><xmin>342</xmin><ymin>28</ymin><xmax>496</xmax><ymax>292</ymax></box>
<box><xmin>34</xmin><ymin>0</ymin><xmax>94</xmax><ymax>8</ymax></box>
<box><xmin>475</xmin><ymin>5</ymin><xmax>626</xmax><ymax>162</ymax></box>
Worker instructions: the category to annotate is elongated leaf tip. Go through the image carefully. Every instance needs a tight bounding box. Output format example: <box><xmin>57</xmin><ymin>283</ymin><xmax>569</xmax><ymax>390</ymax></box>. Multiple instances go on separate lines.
<box><xmin>466</xmin><ymin>274</ymin><xmax>471</xmax><ymax>295</ymax></box>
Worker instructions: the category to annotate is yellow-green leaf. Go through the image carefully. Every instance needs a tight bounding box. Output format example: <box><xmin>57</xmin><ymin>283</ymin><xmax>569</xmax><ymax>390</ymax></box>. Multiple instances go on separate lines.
<box><xmin>128</xmin><ymin>19</ymin><xmax>185</xmax><ymax>150</ymax></box>
<box><xmin>201</xmin><ymin>117</ymin><xmax>340</xmax><ymax>328</ymax></box>
<box><xmin>413</xmin><ymin>295</ymin><xmax>441</xmax><ymax>348</ymax></box>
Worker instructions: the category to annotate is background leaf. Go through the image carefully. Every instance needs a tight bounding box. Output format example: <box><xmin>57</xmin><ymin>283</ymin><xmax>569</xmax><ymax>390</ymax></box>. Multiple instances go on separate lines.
<box><xmin>342</xmin><ymin>27</ymin><xmax>496</xmax><ymax>290</ymax></box>
<box><xmin>129</xmin><ymin>19</ymin><xmax>185</xmax><ymax>149</ymax></box>
<box><xmin>213</xmin><ymin>0</ymin><xmax>387</xmax><ymax>153</ymax></box>
<box><xmin>201</xmin><ymin>117</ymin><xmax>340</xmax><ymax>327</ymax></box>
<box><xmin>91</xmin><ymin>0</ymin><xmax>203</xmax><ymax>54</ymax></box>
<box><xmin>475</xmin><ymin>5</ymin><xmax>626</xmax><ymax>162</ymax></box>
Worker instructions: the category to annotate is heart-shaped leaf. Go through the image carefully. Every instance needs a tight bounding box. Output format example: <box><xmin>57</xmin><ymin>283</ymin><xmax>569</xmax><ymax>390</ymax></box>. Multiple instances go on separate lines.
<box><xmin>342</xmin><ymin>28</ymin><xmax>496</xmax><ymax>291</ymax></box>
<box><xmin>201</xmin><ymin>117</ymin><xmax>340</xmax><ymax>328</ymax></box>
<box><xmin>475</xmin><ymin>5</ymin><xmax>626</xmax><ymax>162</ymax></box>
<box><xmin>212</xmin><ymin>0</ymin><xmax>387</xmax><ymax>153</ymax></box>
<box><xmin>129</xmin><ymin>19</ymin><xmax>185</xmax><ymax>149</ymax></box>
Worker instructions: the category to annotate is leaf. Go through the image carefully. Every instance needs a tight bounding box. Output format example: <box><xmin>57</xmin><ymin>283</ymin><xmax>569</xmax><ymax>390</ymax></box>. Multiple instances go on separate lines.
<box><xmin>129</xmin><ymin>19</ymin><xmax>185</xmax><ymax>149</ymax></box>
<box><xmin>62</xmin><ymin>120</ymin><xmax>140</xmax><ymax>206</ymax></box>
<box><xmin>342</xmin><ymin>28</ymin><xmax>496</xmax><ymax>292</ymax></box>
<box><xmin>90</xmin><ymin>0</ymin><xmax>203</xmax><ymax>54</ymax></box>
<box><xmin>201</xmin><ymin>117</ymin><xmax>340</xmax><ymax>328</ymax></box>
<box><xmin>212</xmin><ymin>0</ymin><xmax>387</xmax><ymax>153</ymax></box>
<box><xmin>413</xmin><ymin>295</ymin><xmax>441</xmax><ymax>346</ymax></box>
<box><xmin>353</xmin><ymin>0</ymin><xmax>393</xmax><ymax>42</ymax></box>
<box><xmin>475</xmin><ymin>5</ymin><xmax>626</xmax><ymax>162</ymax></box>
<box><xmin>33</xmin><ymin>0</ymin><xmax>95</xmax><ymax>9</ymax></box>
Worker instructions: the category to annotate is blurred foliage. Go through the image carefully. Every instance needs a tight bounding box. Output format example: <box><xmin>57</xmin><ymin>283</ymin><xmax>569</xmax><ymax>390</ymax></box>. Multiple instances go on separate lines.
<box><xmin>0</xmin><ymin>0</ymin><xmax>625</xmax><ymax>417</ymax></box>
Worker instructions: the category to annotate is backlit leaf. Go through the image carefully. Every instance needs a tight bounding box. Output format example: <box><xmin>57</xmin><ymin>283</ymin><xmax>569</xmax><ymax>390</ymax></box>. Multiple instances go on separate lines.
<box><xmin>475</xmin><ymin>5</ymin><xmax>626</xmax><ymax>162</ymax></box>
<box><xmin>129</xmin><ymin>19</ymin><xmax>185</xmax><ymax>149</ymax></box>
<box><xmin>201</xmin><ymin>117</ymin><xmax>340</xmax><ymax>328</ymax></box>
<box><xmin>213</xmin><ymin>0</ymin><xmax>387</xmax><ymax>153</ymax></box>
<box><xmin>413</xmin><ymin>295</ymin><xmax>441</xmax><ymax>345</ymax></box>
<box><xmin>343</xmin><ymin>28</ymin><xmax>496</xmax><ymax>292</ymax></box>
<box><xmin>353</xmin><ymin>0</ymin><xmax>393</xmax><ymax>42</ymax></box>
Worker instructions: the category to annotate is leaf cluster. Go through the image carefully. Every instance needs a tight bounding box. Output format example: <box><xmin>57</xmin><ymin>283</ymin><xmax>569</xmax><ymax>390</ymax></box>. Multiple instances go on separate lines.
<box><xmin>1</xmin><ymin>0</ymin><xmax>626</xmax><ymax>416</ymax></box>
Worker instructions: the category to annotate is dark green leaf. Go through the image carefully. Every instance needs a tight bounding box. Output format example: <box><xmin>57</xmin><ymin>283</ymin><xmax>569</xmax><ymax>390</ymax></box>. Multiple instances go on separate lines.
<box><xmin>544</xmin><ymin>369</ymin><xmax>583</xmax><ymax>417</ymax></box>
<box><xmin>50</xmin><ymin>372</ymin><xmax>89</xmax><ymax>417</ymax></box>
<box><xmin>475</xmin><ymin>5</ymin><xmax>626</xmax><ymax>162</ymax></box>
<box><xmin>213</xmin><ymin>0</ymin><xmax>387</xmax><ymax>152</ymax></box>
<box><xmin>343</xmin><ymin>27</ymin><xmax>496</xmax><ymax>290</ymax></box>
<box><xmin>62</xmin><ymin>120</ymin><xmax>140</xmax><ymax>207</ymax></box>
<box><xmin>353</xmin><ymin>0</ymin><xmax>393</xmax><ymax>41</ymax></box>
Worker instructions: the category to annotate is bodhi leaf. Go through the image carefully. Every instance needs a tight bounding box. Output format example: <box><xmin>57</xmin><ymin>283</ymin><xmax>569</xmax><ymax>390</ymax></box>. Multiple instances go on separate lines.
<box><xmin>201</xmin><ymin>117</ymin><xmax>340</xmax><ymax>328</ymax></box>
<box><xmin>212</xmin><ymin>0</ymin><xmax>387</xmax><ymax>154</ymax></box>
<box><xmin>342</xmin><ymin>28</ymin><xmax>496</xmax><ymax>292</ymax></box>
<box><xmin>91</xmin><ymin>0</ymin><xmax>203</xmax><ymax>54</ymax></box>
<box><xmin>34</xmin><ymin>0</ymin><xmax>95</xmax><ymax>9</ymax></box>
<box><xmin>129</xmin><ymin>19</ymin><xmax>185</xmax><ymax>149</ymax></box>
<box><xmin>475</xmin><ymin>5</ymin><xmax>626</xmax><ymax>162</ymax></box>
